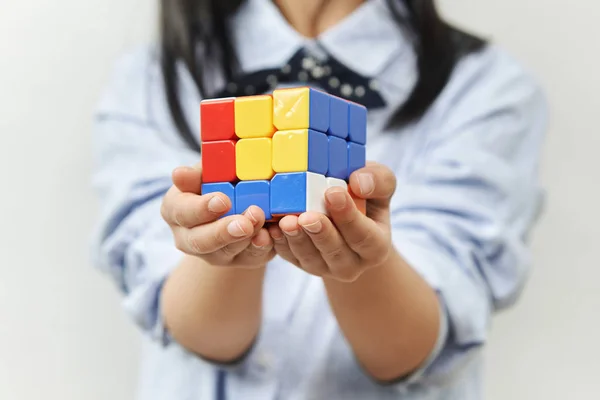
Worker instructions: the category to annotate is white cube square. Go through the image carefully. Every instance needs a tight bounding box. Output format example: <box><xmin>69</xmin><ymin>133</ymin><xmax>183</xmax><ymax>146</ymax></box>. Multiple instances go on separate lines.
<box><xmin>306</xmin><ymin>172</ymin><xmax>328</xmax><ymax>214</ymax></box>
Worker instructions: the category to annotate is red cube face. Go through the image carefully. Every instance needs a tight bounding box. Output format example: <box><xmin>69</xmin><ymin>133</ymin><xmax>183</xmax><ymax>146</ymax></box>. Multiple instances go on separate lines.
<box><xmin>200</xmin><ymin>98</ymin><xmax>236</xmax><ymax>141</ymax></box>
<box><xmin>201</xmin><ymin>140</ymin><xmax>237</xmax><ymax>183</ymax></box>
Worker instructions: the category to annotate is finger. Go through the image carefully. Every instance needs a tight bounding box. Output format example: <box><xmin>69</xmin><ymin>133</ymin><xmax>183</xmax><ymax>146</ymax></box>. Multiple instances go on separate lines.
<box><xmin>325</xmin><ymin>187</ymin><xmax>390</xmax><ymax>265</ymax></box>
<box><xmin>162</xmin><ymin>190</ymin><xmax>233</xmax><ymax>228</ymax></box>
<box><xmin>172</xmin><ymin>163</ymin><xmax>203</xmax><ymax>193</ymax></box>
<box><xmin>234</xmin><ymin>228</ymin><xmax>276</xmax><ymax>266</ymax></box>
<box><xmin>218</xmin><ymin>207</ymin><xmax>268</xmax><ymax>259</ymax></box>
<box><xmin>279</xmin><ymin>215</ymin><xmax>328</xmax><ymax>276</ymax></box>
<box><xmin>297</xmin><ymin>212</ymin><xmax>359</xmax><ymax>269</ymax></box>
<box><xmin>268</xmin><ymin>225</ymin><xmax>300</xmax><ymax>267</ymax></box>
<box><xmin>177</xmin><ymin>212</ymin><xmax>255</xmax><ymax>256</ymax></box>
<box><xmin>348</xmin><ymin>163</ymin><xmax>397</xmax><ymax>210</ymax></box>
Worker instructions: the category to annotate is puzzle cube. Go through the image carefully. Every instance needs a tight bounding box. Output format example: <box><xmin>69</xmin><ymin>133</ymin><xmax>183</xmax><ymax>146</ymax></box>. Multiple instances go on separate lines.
<box><xmin>199</xmin><ymin>87</ymin><xmax>368</xmax><ymax>220</ymax></box>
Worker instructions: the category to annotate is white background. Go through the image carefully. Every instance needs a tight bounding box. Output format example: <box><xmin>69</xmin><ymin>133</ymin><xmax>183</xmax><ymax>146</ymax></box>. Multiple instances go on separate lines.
<box><xmin>0</xmin><ymin>0</ymin><xmax>598</xmax><ymax>399</ymax></box>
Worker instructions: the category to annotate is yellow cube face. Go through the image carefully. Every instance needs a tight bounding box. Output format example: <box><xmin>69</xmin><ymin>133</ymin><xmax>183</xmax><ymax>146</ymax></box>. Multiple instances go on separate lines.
<box><xmin>235</xmin><ymin>95</ymin><xmax>276</xmax><ymax>138</ymax></box>
<box><xmin>273</xmin><ymin>88</ymin><xmax>310</xmax><ymax>131</ymax></box>
<box><xmin>272</xmin><ymin>130</ymin><xmax>308</xmax><ymax>173</ymax></box>
<box><xmin>236</xmin><ymin>138</ymin><xmax>274</xmax><ymax>180</ymax></box>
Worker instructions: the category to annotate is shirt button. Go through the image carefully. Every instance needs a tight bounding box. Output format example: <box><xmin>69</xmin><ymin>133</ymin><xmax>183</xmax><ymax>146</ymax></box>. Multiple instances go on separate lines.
<box><xmin>329</xmin><ymin>77</ymin><xmax>340</xmax><ymax>88</ymax></box>
<box><xmin>340</xmin><ymin>84</ymin><xmax>353</xmax><ymax>97</ymax></box>
<box><xmin>311</xmin><ymin>66</ymin><xmax>325</xmax><ymax>79</ymax></box>
<box><xmin>226</xmin><ymin>82</ymin><xmax>238</xmax><ymax>93</ymax></box>
<box><xmin>355</xmin><ymin>85</ymin><xmax>366</xmax><ymax>97</ymax></box>
<box><xmin>298</xmin><ymin>70</ymin><xmax>309</xmax><ymax>82</ymax></box>
<box><xmin>302</xmin><ymin>57</ymin><xmax>317</xmax><ymax>70</ymax></box>
<box><xmin>266</xmin><ymin>74</ymin><xmax>278</xmax><ymax>88</ymax></box>
<box><xmin>281</xmin><ymin>64</ymin><xmax>292</xmax><ymax>74</ymax></box>
<box><xmin>369</xmin><ymin>79</ymin><xmax>380</xmax><ymax>91</ymax></box>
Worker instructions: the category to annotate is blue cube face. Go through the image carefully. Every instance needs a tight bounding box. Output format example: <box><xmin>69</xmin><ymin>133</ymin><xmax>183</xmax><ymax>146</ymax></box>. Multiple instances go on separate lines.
<box><xmin>201</xmin><ymin>182</ymin><xmax>236</xmax><ymax>217</ymax></box>
<box><xmin>328</xmin><ymin>136</ymin><xmax>349</xmax><ymax>180</ymax></box>
<box><xmin>235</xmin><ymin>180</ymin><xmax>271</xmax><ymax>220</ymax></box>
<box><xmin>271</xmin><ymin>173</ymin><xmax>307</xmax><ymax>215</ymax></box>
<box><xmin>348</xmin><ymin>103</ymin><xmax>367</xmax><ymax>145</ymax></box>
<box><xmin>308</xmin><ymin>130</ymin><xmax>328</xmax><ymax>175</ymax></box>
<box><xmin>328</xmin><ymin>97</ymin><xmax>349</xmax><ymax>139</ymax></box>
<box><xmin>348</xmin><ymin>142</ymin><xmax>366</xmax><ymax>177</ymax></box>
<box><xmin>308</xmin><ymin>89</ymin><xmax>330</xmax><ymax>133</ymax></box>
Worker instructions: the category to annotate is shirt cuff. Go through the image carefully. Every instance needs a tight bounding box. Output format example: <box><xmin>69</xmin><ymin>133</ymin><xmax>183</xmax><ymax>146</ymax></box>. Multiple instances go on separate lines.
<box><xmin>120</xmin><ymin>219</ymin><xmax>185</xmax><ymax>347</ymax></box>
<box><xmin>378</xmin><ymin>294</ymin><xmax>450</xmax><ymax>388</ymax></box>
<box><xmin>382</xmin><ymin>228</ymin><xmax>491</xmax><ymax>389</ymax></box>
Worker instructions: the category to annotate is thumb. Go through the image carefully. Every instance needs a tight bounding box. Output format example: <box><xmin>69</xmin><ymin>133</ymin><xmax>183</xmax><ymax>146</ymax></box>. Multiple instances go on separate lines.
<box><xmin>172</xmin><ymin>163</ymin><xmax>203</xmax><ymax>194</ymax></box>
<box><xmin>348</xmin><ymin>162</ymin><xmax>396</xmax><ymax>209</ymax></box>
<box><xmin>348</xmin><ymin>163</ymin><xmax>396</xmax><ymax>224</ymax></box>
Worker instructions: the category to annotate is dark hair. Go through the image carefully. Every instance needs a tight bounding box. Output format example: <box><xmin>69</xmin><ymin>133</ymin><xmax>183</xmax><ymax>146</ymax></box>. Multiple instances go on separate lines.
<box><xmin>160</xmin><ymin>0</ymin><xmax>485</xmax><ymax>151</ymax></box>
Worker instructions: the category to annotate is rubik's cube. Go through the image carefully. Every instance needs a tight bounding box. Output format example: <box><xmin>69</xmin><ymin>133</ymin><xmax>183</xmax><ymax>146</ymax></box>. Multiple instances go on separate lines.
<box><xmin>200</xmin><ymin>87</ymin><xmax>367</xmax><ymax>221</ymax></box>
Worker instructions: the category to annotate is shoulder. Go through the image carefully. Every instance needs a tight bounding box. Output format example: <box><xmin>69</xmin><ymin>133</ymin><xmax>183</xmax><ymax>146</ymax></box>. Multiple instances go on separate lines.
<box><xmin>436</xmin><ymin>44</ymin><xmax>548</xmax><ymax>121</ymax></box>
<box><xmin>95</xmin><ymin>43</ymin><xmax>201</xmax><ymax>135</ymax></box>
<box><xmin>95</xmin><ymin>44</ymin><xmax>162</xmax><ymax>119</ymax></box>
<box><xmin>424</xmin><ymin>44</ymin><xmax>549</xmax><ymax>143</ymax></box>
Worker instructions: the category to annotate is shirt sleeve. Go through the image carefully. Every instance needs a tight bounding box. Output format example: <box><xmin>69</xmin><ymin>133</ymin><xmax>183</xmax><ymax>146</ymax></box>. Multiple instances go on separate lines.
<box><xmin>388</xmin><ymin>47</ymin><xmax>548</xmax><ymax>387</ymax></box>
<box><xmin>90</xmin><ymin>47</ymin><xmax>200</xmax><ymax>344</ymax></box>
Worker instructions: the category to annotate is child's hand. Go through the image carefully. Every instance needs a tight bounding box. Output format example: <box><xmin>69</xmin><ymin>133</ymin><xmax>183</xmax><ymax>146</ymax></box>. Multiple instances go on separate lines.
<box><xmin>161</xmin><ymin>165</ymin><xmax>275</xmax><ymax>268</ymax></box>
<box><xmin>268</xmin><ymin>162</ymin><xmax>397</xmax><ymax>282</ymax></box>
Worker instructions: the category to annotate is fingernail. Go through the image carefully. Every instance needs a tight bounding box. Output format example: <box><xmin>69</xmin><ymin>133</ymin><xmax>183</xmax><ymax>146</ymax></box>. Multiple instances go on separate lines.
<box><xmin>244</xmin><ymin>208</ymin><xmax>258</xmax><ymax>225</ymax></box>
<box><xmin>301</xmin><ymin>220</ymin><xmax>322</xmax><ymax>234</ymax></box>
<box><xmin>227</xmin><ymin>220</ymin><xmax>248</xmax><ymax>237</ymax></box>
<box><xmin>252</xmin><ymin>238</ymin><xmax>270</xmax><ymax>250</ymax></box>
<box><xmin>208</xmin><ymin>196</ymin><xmax>228</xmax><ymax>213</ymax></box>
<box><xmin>284</xmin><ymin>228</ymin><xmax>299</xmax><ymax>237</ymax></box>
<box><xmin>326</xmin><ymin>190</ymin><xmax>347</xmax><ymax>210</ymax></box>
<box><xmin>270</xmin><ymin>230</ymin><xmax>284</xmax><ymax>241</ymax></box>
<box><xmin>357</xmin><ymin>173</ymin><xmax>375</xmax><ymax>196</ymax></box>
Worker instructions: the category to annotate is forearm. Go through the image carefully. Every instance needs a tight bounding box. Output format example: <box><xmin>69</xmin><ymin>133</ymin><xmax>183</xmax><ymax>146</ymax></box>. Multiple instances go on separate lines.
<box><xmin>323</xmin><ymin>249</ymin><xmax>442</xmax><ymax>382</ymax></box>
<box><xmin>161</xmin><ymin>254</ymin><xmax>266</xmax><ymax>362</ymax></box>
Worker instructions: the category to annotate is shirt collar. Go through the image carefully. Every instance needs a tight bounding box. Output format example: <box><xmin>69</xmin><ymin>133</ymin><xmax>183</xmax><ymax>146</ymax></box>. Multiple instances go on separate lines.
<box><xmin>229</xmin><ymin>0</ymin><xmax>412</xmax><ymax>78</ymax></box>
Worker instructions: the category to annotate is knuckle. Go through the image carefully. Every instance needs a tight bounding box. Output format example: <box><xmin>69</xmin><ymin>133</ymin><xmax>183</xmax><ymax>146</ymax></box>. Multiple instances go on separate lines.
<box><xmin>187</xmin><ymin>234</ymin><xmax>208</xmax><ymax>254</ymax></box>
<box><xmin>308</xmin><ymin>231</ymin><xmax>329</xmax><ymax>246</ymax></box>
<box><xmin>247</xmin><ymin>244</ymin><xmax>271</xmax><ymax>258</ymax></box>
<box><xmin>237</xmin><ymin>246</ymin><xmax>276</xmax><ymax>265</ymax></box>
<box><xmin>212</xmin><ymin>227</ymin><xmax>229</xmax><ymax>249</ymax></box>
<box><xmin>298</xmin><ymin>258</ymin><xmax>327</xmax><ymax>275</ymax></box>
<box><xmin>323</xmin><ymin>247</ymin><xmax>345</xmax><ymax>262</ymax></box>
<box><xmin>172</xmin><ymin>207</ymin><xmax>186</xmax><ymax>227</ymax></box>
<box><xmin>350</xmin><ymin>230</ymin><xmax>377</xmax><ymax>252</ymax></box>
<box><xmin>220</xmin><ymin>243</ymin><xmax>239</xmax><ymax>258</ymax></box>
<box><xmin>337</xmin><ymin>214</ymin><xmax>358</xmax><ymax>230</ymax></box>
<box><xmin>298</xmin><ymin>253</ymin><xmax>322</xmax><ymax>267</ymax></box>
<box><xmin>246</xmin><ymin>249</ymin><xmax>263</xmax><ymax>259</ymax></box>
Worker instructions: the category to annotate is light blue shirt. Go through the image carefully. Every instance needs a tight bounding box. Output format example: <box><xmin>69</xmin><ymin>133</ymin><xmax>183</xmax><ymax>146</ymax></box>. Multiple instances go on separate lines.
<box><xmin>91</xmin><ymin>0</ymin><xmax>548</xmax><ymax>399</ymax></box>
